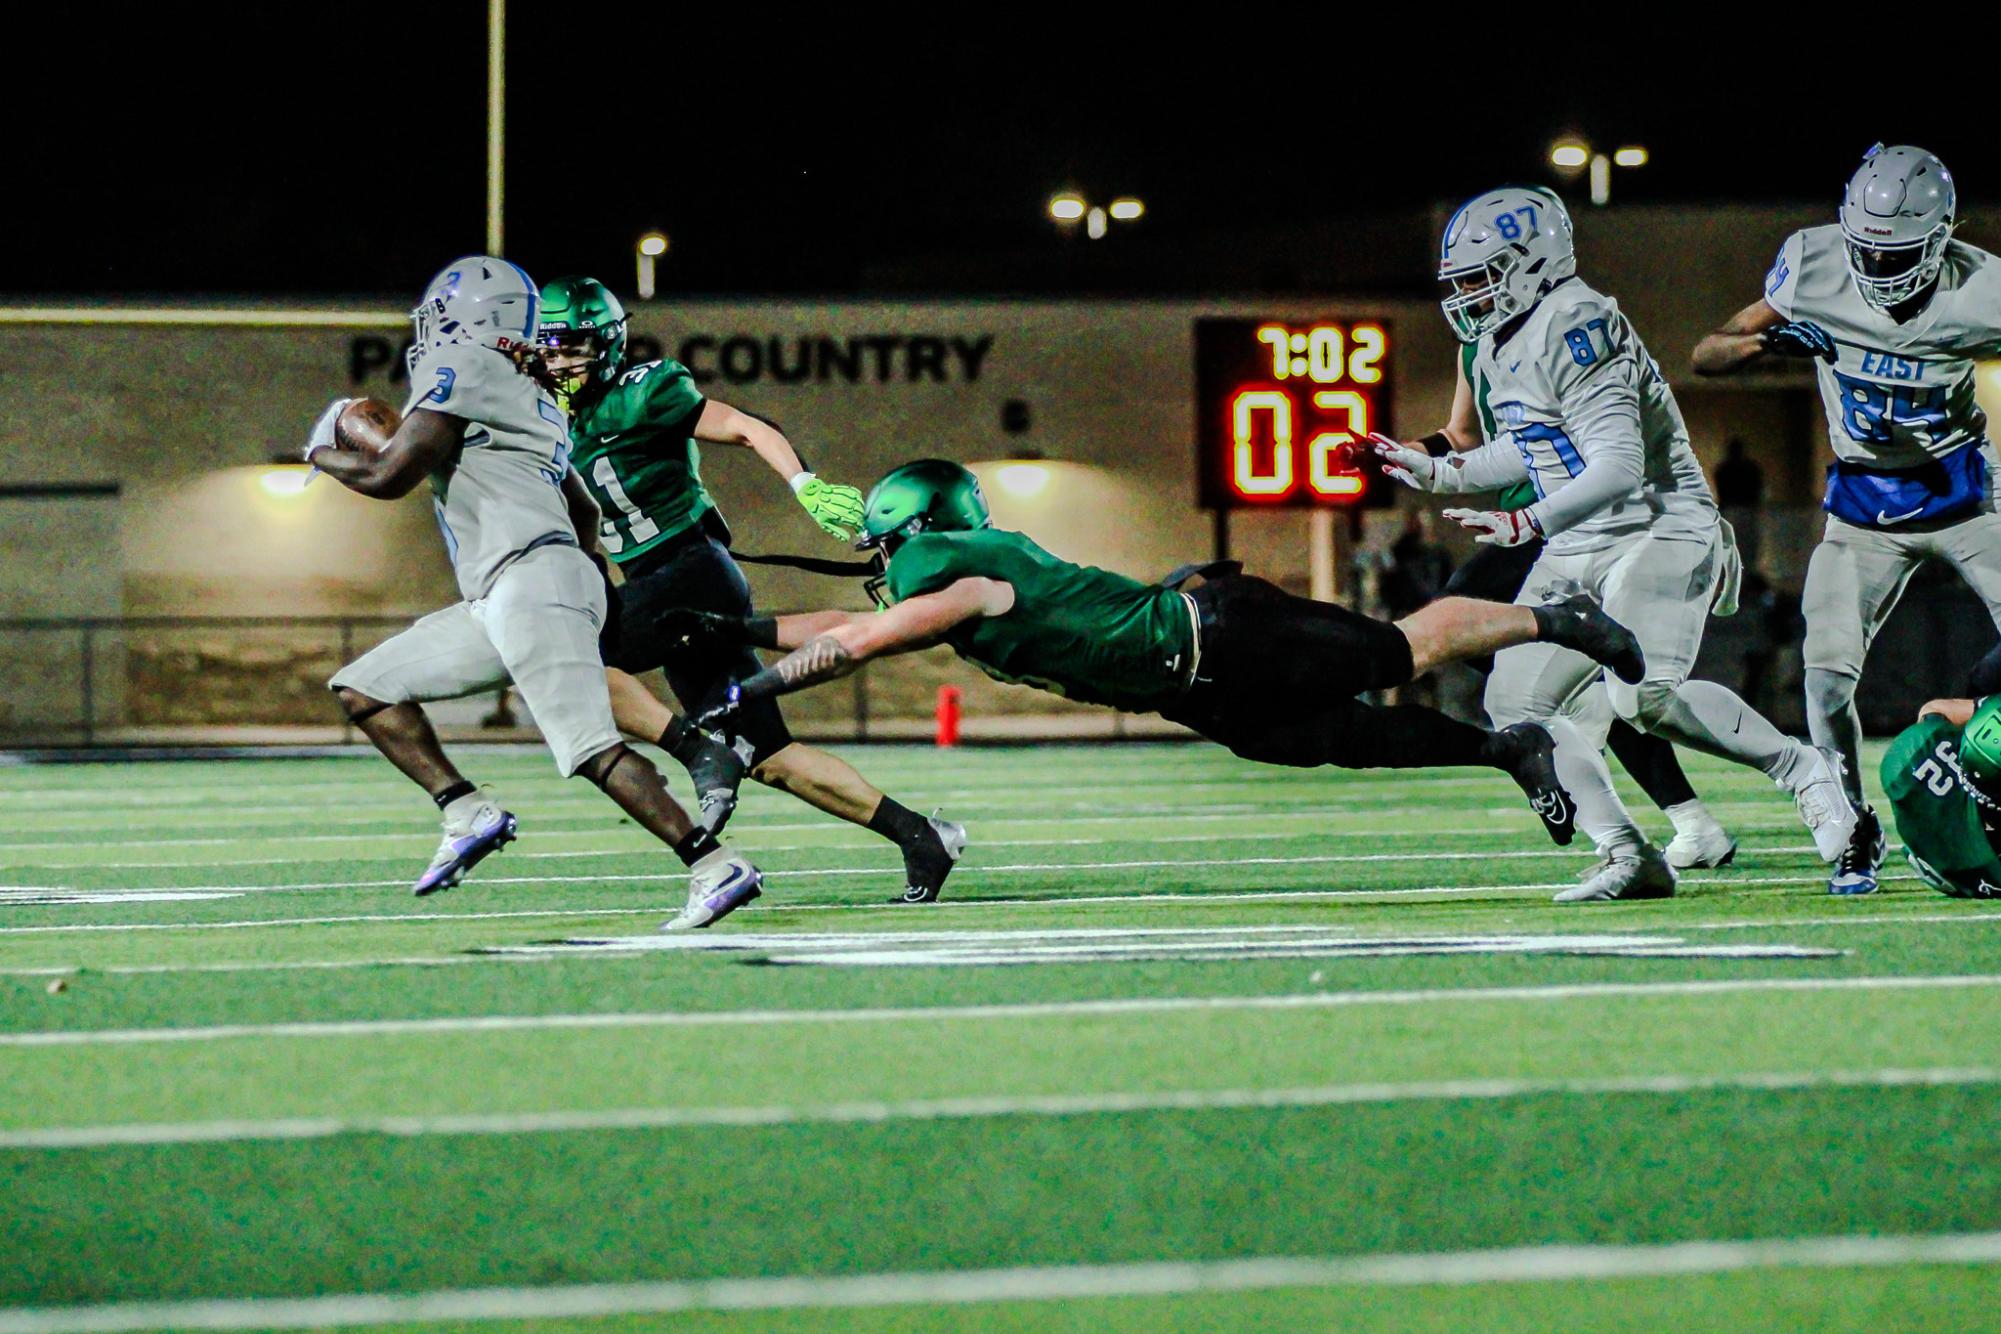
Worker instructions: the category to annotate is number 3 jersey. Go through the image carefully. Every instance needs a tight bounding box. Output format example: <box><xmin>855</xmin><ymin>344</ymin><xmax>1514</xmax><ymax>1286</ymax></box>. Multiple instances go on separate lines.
<box><xmin>565</xmin><ymin>359</ymin><xmax>723</xmax><ymax>564</ymax></box>
<box><xmin>1882</xmin><ymin>713</ymin><xmax>2001</xmax><ymax>898</ymax></box>
<box><xmin>1458</xmin><ymin>278</ymin><xmax>1715</xmax><ymax>554</ymax></box>
<box><xmin>1765</xmin><ymin>226</ymin><xmax>2001</xmax><ymax>472</ymax></box>
<box><xmin>403</xmin><ymin>342</ymin><xmax>577</xmax><ymax>602</ymax></box>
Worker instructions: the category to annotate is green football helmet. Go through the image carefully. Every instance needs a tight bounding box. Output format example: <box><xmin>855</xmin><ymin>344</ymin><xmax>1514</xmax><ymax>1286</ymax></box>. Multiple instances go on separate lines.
<box><xmin>535</xmin><ymin>275</ymin><xmax>628</xmax><ymax>400</ymax></box>
<box><xmin>1959</xmin><ymin>696</ymin><xmax>2001</xmax><ymax>809</ymax></box>
<box><xmin>854</xmin><ymin>459</ymin><xmax>992</xmax><ymax>560</ymax></box>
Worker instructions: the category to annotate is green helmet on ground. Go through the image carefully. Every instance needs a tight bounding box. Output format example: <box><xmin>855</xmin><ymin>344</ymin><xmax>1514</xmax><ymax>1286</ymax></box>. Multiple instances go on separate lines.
<box><xmin>535</xmin><ymin>276</ymin><xmax>629</xmax><ymax>398</ymax></box>
<box><xmin>855</xmin><ymin>459</ymin><xmax>992</xmax><ymax>558</ymax></box>
<box><xmin>1959</xmin><ymin>696</ymin><xmax>2001</xmax><ymax>806</ymax></box>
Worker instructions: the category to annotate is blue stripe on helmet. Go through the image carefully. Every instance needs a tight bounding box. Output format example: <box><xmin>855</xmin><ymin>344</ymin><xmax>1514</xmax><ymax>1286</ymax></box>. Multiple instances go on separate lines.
<box><xmin>500</xmin><ymin>259</ymin><xmax>539</xmax><ymax>336</ymax></box>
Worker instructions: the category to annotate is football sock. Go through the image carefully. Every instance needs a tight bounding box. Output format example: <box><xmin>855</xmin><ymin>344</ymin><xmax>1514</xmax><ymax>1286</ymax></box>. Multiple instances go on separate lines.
<box><xmin>433</xmin><ymin>780</ymin><xmax>477</xmax><ymax>810</ymax></box>
<box><xmin>1545</xmin><ymin>716</ymin><xmax>1647</xmax><ymax>856</ymax></box>
<box><xmin>657</xmin><ymin>716</ymin><xmax>708</xmax><ymax>768</ymax></box>
<box><xmin>1606</xmin><ymin>719</ymin><xmax>1697</xmax><ymax>810</ymax></box>
<box><xmin>1804</xmin><ymin>667</ymin><xmax>1868</xmax><ymax>805</ymax></box>
<box><xmin>867</xmin><ymin>796</ymin><xmax>932</xmax><ymax>847</ymax></box>
<box><xmin>673</xmin><ymin>827</ymin><xmax>723</xmax><ymax>868</ymax></box>
<box><xmin>1650</xmin><ymin>680</ymin><xmax>1804</xmax><ymax>784</ymax></box>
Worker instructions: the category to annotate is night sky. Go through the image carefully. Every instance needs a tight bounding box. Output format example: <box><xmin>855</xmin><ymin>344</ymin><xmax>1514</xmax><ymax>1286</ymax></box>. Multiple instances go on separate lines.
<box><xmin>13</xmin><ymin>12</ymin><xmax>1988</xmax><ymax>299</ymax></box>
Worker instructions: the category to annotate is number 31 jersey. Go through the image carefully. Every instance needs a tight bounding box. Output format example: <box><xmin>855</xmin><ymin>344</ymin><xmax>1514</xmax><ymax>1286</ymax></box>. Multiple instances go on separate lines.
<box><xmin>566</xmin><ymin>359</ymin><xmax>722</xmax><ymax>563</ymax></box>
<box><xmin>1765</xmin><ymin>226</ymin><xmax>2001</xmax><ymax>470</ymax></box>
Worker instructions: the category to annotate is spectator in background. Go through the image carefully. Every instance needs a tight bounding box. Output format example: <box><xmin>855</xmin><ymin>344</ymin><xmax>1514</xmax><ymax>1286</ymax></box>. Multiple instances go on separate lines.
<box><xmin>1715</xmin><ymin>438</ymin><xmax>1766</xmax><ymax>575</ymax></box>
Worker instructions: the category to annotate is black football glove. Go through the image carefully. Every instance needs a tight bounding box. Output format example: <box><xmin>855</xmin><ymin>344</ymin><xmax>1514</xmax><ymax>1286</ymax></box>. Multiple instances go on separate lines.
<box><xmin>693</xmin><ymin>683</ymin><xmax>744</xmax><ymax>732</ymax></box>
<box><xmin>655</xmin><ymin>609</ymin><xmax>779</xmax><ymax>651</ymax></box>
<box><xmin>1759</xmin><ymin>320</ymin><xmax>1838</xmax><ymax>363</ymax></box>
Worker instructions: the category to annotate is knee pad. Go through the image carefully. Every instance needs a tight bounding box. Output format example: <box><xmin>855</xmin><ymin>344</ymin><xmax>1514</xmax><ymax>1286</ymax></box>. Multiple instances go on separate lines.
<box><xmin>1608</xmin><ymin>677</ymin><xmax>1677</xmax><ymax>733</ymax></box>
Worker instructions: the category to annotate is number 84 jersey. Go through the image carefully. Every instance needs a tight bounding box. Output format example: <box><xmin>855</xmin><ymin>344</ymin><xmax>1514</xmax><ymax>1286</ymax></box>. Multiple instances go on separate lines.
<box><xmin>1468</xmin><ymin>278</ymin><xmax>1714</xmax><ymax>553</ymax></box>
<box><xmin>1766</xmin><ymin>226</ymin><xmax>2001</xmax><ymax>470</ymax></box>
<box><xmin>1882</xmin><ymin>713</ymin><xmax>2001</xmax><ymax>898</ymax></box>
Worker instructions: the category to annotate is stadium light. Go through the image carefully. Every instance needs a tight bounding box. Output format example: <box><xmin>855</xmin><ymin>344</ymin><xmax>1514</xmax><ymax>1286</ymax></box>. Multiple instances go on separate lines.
<box><xmin>1049</xmin><ymin>193</ymin><xmax>1087</xmax><ymax>222</ymax></box>
<box><xmin>1549</xmin><ymin>139</ymin><xmax>1647</xmax><ymax>205</ymax></box>
<box><xmin>1108</xmin><ymin>198</ymin><xmax>1145</xmax><ymax>221</ymax></box>
<box><xmin>636</xmin><ymin>232</ymin><xmax>669</xmax><ymax>300</ymax></box>
<box><xmin>993</xmin><ymin>461</ymin><xmax>1052</xmax><ymax>498</ymax></box>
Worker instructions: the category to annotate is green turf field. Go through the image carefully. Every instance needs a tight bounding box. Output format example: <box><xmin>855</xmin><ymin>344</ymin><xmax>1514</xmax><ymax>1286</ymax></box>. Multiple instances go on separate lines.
<box><xmin>3</xmin><ymin>740</ymin><xmax>1999</xmax><ymax>1333</ymax></box>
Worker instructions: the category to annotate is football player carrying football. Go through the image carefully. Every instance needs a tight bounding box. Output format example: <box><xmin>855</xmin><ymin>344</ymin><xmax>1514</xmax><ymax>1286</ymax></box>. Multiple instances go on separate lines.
<box><xmin>1694</xmin><ymin>144</ymin><xmax>2001</xmax><ymax>896</ymax></box>
<box><xmin>1378</xmin><ymin>186</ymin><xmax>1856</xmax><ymax>902</ymax></box>
<box><xmin>533</xmin><ymin>277</ymin><xmax>964</xmax><ymax>904</ymax></box>
<box><xmin>676</xmin><ymin>459</ymin><xmax>1653</xmax><ymax>847</ymax></box>
<box><xmin>308</xmin><ymin>258</ymin><xmax>764</xmax><ymax>930</ymax></box>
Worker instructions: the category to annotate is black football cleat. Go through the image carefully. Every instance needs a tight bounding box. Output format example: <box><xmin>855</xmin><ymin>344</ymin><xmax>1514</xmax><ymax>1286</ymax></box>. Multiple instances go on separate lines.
<box><xmin>1534</xmin><ymin>592</ymin><xmax>1646</xmax><ymax>685</ymax></box>
<box><xmin>1488</xmin><ymin>722</ymin><xmax>1576</xmax><ymax>846</ymax></box>
<box><xmin>894</xmin><ymin>813</ymin><xmax>968</xmax><ymax>904</ymax></box>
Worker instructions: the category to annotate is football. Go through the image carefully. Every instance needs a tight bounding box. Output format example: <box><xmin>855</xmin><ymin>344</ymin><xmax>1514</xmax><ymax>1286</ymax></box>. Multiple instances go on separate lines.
<box><xmin>334</xmin><ymin>397</ymin><xmax>400</xmax><ymax>454</ymax></box>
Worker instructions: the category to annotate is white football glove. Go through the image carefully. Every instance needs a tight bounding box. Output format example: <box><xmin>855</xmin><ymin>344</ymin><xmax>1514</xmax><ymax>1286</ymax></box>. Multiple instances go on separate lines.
<box><xmin>1443</xmin><ymin>507</ymin><xmax>1544</xmax><ymax>547</ymax></box>
<box><xmin>304</xmin><ymin>397</ymin><xmax>356</xmax><ymax>465</ymax></box>
<box><xmin>1369</xmin><ymin>432</ymin><xmax>1439</xmax><ymax>490</ymax></box>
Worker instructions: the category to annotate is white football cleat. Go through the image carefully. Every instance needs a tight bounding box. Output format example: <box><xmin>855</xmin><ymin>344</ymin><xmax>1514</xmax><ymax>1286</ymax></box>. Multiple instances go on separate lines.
<box><xmin>413</xmin><ymin>791</ymin><xmax>517</xmax><ymax>896</ymax></box>
<box><xmin>1664</xmin><ymin>802</ymin><xmax>1738</xmax><ymax>870</ymax></box>
<box><xmin>1554</xmin><ymin>845</ymin><xmax>1677</xmax><ymax>903</ymax></box>
<box><xmin>662</xmin><ymin>851</ymin><xmax>763</xmax><ymax>931</ymax></box>
<box><xmin>1789</xmin><ymin>745</ymin><xmax>1859</xmax><ymax>863</ymax></box>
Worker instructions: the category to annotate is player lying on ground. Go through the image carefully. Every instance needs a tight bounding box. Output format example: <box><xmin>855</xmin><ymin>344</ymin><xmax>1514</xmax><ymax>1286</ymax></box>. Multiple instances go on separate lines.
<box><xmin>532</xmin><ymin>276</ymin><xmax>964</xmax><ymax>904</ymax></box>
<box><xmin>1377</xmin><ymin>185</ymin><xmax>1856</xmax><ymax>902</ymax></box>
<box><xmin>304</xmin><ymin>257</ymin><xmax>762</xmax><ymax>931</ymax></box>
<box><xmin>675</xmin><ymin>458</ymin><xmax>1651</xmax><ymax>848</ymax></box>
<box><xmin>1693</xmin><ymin>144</ymin><xmax>2001</xmax><ymax>895</ymax></box>
<box><xmin>1423</xmin><ymin>330</ymin><xmax>1738</xmax><ymax>870</ymax></box>
<box><xmin>1879</xmin><ymin>641</ymin><xmax>2001</xmax><ymax>898</ymax></box>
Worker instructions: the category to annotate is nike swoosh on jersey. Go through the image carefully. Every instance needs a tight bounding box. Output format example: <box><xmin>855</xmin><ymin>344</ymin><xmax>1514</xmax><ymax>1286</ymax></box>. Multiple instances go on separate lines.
<box><xmin>1877</xmin><ymin>504</ymin><xmax>1928</xmax><ymax>524</ymax></box>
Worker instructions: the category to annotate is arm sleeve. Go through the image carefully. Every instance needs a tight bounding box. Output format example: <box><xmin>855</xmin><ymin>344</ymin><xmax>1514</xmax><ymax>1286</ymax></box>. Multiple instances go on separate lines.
<box><xmin>1434</xmin><ymin>441</ymin><xmax>1530</xmax><ymax>493</ymax></box>
<box><xmin>1522</xmin><ymin>311</ymin><xmax>1646</xmax><ymax>538</ymax></box>
<box><xmin>1762</xmin><ymin>232</ymin><xmax>1804</xmax><ymax>321</ymax></box>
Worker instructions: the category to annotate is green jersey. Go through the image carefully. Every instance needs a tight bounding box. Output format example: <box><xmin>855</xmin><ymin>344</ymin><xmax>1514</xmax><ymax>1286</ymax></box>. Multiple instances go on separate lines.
<box><xmin>885</xmin><ymin>529</ymin><xmax>1196</xmax><ymax>712</ymax></box>
<box><xmin>1460</xmin><ymin>343</ymin><xmax>1537</xmax><ymax>513</ymax></box>
<box><xmin>1882</xmin><ymin>715</ymin><xmax>2001</xmax><ymax>898</ymax></box>
<box><xmin>567</xmin><ymin>359</ymin><xmax>718</xmax><ymax>562</ymax></box>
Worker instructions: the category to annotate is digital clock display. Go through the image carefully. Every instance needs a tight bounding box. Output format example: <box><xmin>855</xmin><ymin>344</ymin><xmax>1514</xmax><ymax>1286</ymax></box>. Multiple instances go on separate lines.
<box><xmin>1193</xmin><ymin>318</ymin><xmax>1395</xmax><ymax>509</ymax></box>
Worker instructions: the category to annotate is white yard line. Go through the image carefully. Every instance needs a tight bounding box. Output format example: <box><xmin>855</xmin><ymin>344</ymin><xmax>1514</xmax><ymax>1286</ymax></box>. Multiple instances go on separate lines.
<box><xmin>6</xmin><ymin>973</ymin><xmax>1998</xmax><ymax>1048</ymax></box>
<box><xmin>0</xmin><ymin>873</ymin><xmax>1877</xmax><ymax>936</ymax></box>
<box><xmin>0</xmin><ymin>852</ymin><xmax>1858</xmax><ymax>906</ymax></box>
<box><xmin>0</xmin><ymin>902</ymin><xmax>1983</xmax><ymax>979</ymax></box>
<box><xmin>1</xmin><ymin>1065</ymin><xmax>1990</xmax><ymax>1151</ymax></box>
<box><xmin>4</xmin><ymin>1229</ymin><xmax>2000</xmax><ymax>1333</ymax></box>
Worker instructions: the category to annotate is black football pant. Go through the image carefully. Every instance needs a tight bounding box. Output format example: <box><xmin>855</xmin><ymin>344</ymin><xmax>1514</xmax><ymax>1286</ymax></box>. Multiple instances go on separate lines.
<box><xmin>1160</xmin><ymin>574</ymin><xmax>1492</xmax><ymax>770</ymax></box>
<box><xmin>601</xmin><ymin>531</ymin><xmax>795</xmax><ymax>764</ymax></box>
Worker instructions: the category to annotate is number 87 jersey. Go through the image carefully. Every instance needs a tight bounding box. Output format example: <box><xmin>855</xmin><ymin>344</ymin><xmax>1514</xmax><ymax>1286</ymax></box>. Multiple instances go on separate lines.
<box><xmin>1467</xmin><ymin>277</ymin><xmax>1714</xmax><ymax>552</ymax></box>
<box><xmin>1766</xmin><ymin>225</ymin><xmax>2001</xmax><ymax>471</ymax></box>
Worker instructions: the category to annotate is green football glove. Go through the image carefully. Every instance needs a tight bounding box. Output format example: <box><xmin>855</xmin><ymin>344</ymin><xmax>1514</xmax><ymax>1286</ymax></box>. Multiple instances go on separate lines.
<box><xmin>792</xmin><ymin>473</ymin><xmax>867</xmax><ymax>540</ymax></box>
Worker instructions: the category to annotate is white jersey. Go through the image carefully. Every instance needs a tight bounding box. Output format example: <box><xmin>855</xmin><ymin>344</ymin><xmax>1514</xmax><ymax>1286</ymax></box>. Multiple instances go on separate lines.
<box><xmin>1459</xmin><ymin>278</ymin><xmax>1715</xmax><ymax>553</ymax></box>
<box><xmin>403</xmin><ymin>342</ymin><xmax>575</xmax><ymax>601</ymax></box>
<box><xmin>1766</xmin><ymin>226</ymin><xmax>2001</xmax><ymax>469</ymax></box>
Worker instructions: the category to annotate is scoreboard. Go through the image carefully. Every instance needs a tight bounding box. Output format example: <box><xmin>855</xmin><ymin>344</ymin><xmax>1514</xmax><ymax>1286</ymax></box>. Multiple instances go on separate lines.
<box><xmin>1193</xmin><ymin>317</ymin><xmax>1395</xmax><ymax>509</ymax></box>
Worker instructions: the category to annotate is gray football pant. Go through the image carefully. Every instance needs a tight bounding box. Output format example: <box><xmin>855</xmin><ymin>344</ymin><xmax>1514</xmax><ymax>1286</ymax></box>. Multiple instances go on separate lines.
<box><xmin>1803</xmin><ymin>511</ymin><xmax>2001</xmax><ymax>804</ymax></box>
